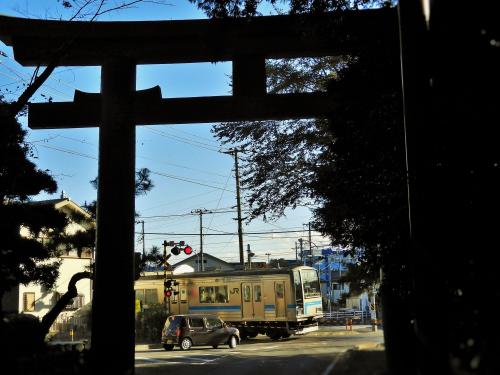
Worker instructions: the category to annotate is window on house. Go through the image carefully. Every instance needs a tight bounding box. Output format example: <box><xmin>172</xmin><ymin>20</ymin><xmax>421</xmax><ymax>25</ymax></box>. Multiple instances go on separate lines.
<box><xmin>52</xmin><ymin>292</ymin><xmax>61</xmax><ymax>306</ymax></box>
<box><xmin>66</xmin><ymin>294</ymin><xmax>85</xmax><ymax>310</ymax></box>
<box><xmin>135</xmin><ymin>289</ymin><xmax>158</xmax><ymax>306</ymax></box>
<box><xmin>23</xmin><ymin>292</ymin><xmax>35</xmax><ymax>312</ymax></box>
<box><xmin>136</xmin><ymin>289</ymin><xmax>145</xmax><ymax>302</ymax></box>
<box><xmin>145</xmin><ymin>289</ymin><xmax>158</xmax><ymax>304</ymax></box>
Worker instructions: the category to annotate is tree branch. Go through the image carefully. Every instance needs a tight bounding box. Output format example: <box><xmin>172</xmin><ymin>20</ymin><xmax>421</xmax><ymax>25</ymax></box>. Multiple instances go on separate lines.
<box><xmin>40</xmin><ymin>271</ymin><xmax>92</xmax><ymax>337</ymax></box>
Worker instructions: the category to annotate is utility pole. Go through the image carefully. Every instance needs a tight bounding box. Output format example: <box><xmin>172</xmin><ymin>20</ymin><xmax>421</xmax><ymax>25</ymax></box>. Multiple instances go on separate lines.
<box><xmin>308</xmin><ymin>222</ymin><xmax>312</xmax><ymax>266</ymax></box>
<box><xmin>298</xmin><ymin>238</ymin><xmax>304</xmax><ymax>266</ymax></box>
<box><xmin>247</xmin><ymin>244</ymin><xmax>254</xmax><ymax>269</ymax></box>
<box><xmin>191</xmin><ymin>208</ymin><xmax>211</xmax><ymax>271</ymax></box>
<box><xmin>295</xmin><ymin>242</ymin><xmax>298</xmax><ymax>262</ymax></box>
<box><xmin>223</xmin><ymin>148</ymin><xmax>245</xmax><ymax>266</ymax></box>
<box><xmin>141</xmin><ymin>221</ymin><xmax>145</xmax><ymax>257</ymax></box>
<box><xmin>135</xmin><ymin>220</ymin><xmax>145</xmax><ymax>257</ymax></box>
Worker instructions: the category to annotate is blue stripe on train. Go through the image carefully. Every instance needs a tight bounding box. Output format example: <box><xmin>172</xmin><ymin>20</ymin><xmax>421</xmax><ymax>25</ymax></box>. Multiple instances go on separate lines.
<box><xmin>264</xmin><ymin>304</ymin><xmax>275</xmax><ymax>310</ymax></box>
<box><xmin>189</xmin><ymin>305</ymin><xmax>241</xmax><ymax>312</ymax></box>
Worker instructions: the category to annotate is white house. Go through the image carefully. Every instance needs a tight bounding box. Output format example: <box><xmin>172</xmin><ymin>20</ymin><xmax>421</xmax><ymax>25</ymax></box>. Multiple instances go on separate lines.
<box><xmin>1</xmin><ymin>197</ymin><xmax>94</xmax><ymax>323</ymax></box>
<box><xmin>171</xmin><ymin>252</ymin><xmax>236</xmax><ymax>272</ymax></box>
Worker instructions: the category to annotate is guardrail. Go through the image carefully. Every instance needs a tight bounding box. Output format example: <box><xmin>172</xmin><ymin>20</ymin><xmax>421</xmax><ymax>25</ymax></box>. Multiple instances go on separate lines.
<box><xmin>322</xmin><ymin>310</ymin><xmax>371</xmax><ymax>322</ymax></box>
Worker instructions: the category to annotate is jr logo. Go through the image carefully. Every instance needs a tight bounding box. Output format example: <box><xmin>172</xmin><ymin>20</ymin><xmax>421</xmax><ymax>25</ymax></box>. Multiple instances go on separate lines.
<box><xmin>230</xmin><ymin>288</ymin><xmax>240</xmax><ymax>294</ymax></box>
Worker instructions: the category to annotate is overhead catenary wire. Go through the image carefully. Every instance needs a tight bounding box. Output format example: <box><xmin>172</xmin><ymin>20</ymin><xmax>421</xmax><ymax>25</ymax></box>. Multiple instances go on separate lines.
<box><xmin>139</xmin><ymin>229</ymin><xmax>323</xmax><ymax>236</ymax></box>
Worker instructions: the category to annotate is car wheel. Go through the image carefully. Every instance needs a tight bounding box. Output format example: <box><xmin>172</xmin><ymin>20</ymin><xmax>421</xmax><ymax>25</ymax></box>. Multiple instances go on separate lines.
<box><xmin>228</xmin><ymin>335</ymin><xmax>237</xmax><ymax>348</ymax></box>
<box><xmin>212</xmin><ymin>345</ymin><xmax>218</xmax><ymax>349</ymax></box>
<box><xmin>163</xmin><ymin>344</ymin><xmax>174</xmax><ymax>351</ymax></box>
<box><xmin>180</xmin><ymin>337</ymin><xmax>192</xmax><ymax>351</ymax></box>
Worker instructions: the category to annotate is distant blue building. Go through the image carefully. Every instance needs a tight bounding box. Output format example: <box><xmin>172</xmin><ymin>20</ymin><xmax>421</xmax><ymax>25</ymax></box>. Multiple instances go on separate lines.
<box><xmin>312</xmin><ymin>248</ymin><xmax>356</xmax><ymax>305</ymax></box>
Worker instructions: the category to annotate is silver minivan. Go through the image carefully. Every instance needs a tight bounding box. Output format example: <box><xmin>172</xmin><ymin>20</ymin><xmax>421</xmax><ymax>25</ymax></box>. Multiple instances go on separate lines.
<box><xmin>161</xmin><ymin>314</ymin><xmax>240</xmax><ymax>351</ymax></box>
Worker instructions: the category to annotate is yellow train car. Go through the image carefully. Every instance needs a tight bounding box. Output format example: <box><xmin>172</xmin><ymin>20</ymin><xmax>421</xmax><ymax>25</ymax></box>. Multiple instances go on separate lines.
<box><xmin>136</xmin><ymin>265</ymin><xmax>322</xmax><ymax>339</ymax></box>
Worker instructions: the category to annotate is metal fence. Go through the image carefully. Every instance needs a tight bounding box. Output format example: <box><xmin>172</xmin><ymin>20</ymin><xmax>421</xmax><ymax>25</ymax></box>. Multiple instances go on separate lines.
<box><xmin>49</xmin><ymin>315</ymin><xmax>90</xmax><ymax>341</ymax></box>
<box><xmin>322</xmin><ymin>310</ymin><xmax>371</xmax><ymax>323</ymax></box>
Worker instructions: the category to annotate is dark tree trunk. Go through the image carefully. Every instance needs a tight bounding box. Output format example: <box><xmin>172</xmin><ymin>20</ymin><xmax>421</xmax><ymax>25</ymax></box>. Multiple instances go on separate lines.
<box><xmin>40</xmin><ymin>271</ymin><xmax>92</xmax><ymax>338</ymax></box>
<box><xmin>381</xmin><ymin>264</ymin><xmax>417</xmax><ymax>375</ymax></box>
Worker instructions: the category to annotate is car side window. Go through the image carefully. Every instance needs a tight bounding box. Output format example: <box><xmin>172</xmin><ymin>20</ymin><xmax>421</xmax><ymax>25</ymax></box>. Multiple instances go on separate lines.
<box><xmin>189</xmin><ymin>318</ymin><xmax>204</xmax><ymax>328</ymax></box>
<box><xmin>206</xmin><ymin>318</ymin><xmax>223</xmax><ymax>329</ymax></box>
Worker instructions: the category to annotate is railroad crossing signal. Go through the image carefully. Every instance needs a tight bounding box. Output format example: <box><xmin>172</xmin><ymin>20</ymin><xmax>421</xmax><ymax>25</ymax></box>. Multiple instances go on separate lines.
<box><xmin>164</xmin><ymin>279</ymin><xmax>179</xmax><ymax>298</ymax></box>
<box><xmin>166</xmin><ymin>240</ymin><xmax>193</xmax><ymax>256</ymax></box>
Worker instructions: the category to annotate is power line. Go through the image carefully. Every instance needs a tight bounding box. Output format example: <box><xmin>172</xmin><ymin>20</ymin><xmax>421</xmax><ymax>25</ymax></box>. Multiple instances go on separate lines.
<box><xmin>140</xmin><ymin>229</ymin><xmax>321</xmax><ymax>236</ymax></box>
<box><xmin>138</xmin><ymin>209</ymin><xmax>234</xmax><ymax>219</ymax></box>
<box><xmin>33</xmin><ymin>143</ymin><xmax>237</xmax><ymax>192</ymax></box>
<box><xmin>144</xmin><ymin>126</ymin><xmax>221</xmax><ymax>152</ymax></box>
<box><xmin>150</xmin><ymin>170</ymin><xmax>236</xmax><ymax>193</ymax></box>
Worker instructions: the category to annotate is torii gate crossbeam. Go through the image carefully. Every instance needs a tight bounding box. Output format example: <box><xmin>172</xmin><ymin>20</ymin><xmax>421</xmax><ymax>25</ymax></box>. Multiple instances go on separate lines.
<box><xmin>0</xmin><ymin>8</ymin><xmax>397</xmax><ymax>374</ymax></box>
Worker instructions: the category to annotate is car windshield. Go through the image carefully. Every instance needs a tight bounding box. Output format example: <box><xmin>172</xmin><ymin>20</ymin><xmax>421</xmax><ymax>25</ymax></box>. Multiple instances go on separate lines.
<box><xmin>164</xmin><ymin>316</ymin><xmax>184</xmax><ymax>335</ymax></box>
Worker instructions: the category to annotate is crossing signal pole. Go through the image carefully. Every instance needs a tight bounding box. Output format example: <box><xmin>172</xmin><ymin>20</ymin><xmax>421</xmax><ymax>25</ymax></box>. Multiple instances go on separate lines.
<box><xmin>163</xmin><ymin>240</ymin><xmax>190</xmax><ymax>310</ymax></box>
<box><xmin>162</xmin><ymin>240</ymin><xmax>172</xmax><ymax>311</ymax></box>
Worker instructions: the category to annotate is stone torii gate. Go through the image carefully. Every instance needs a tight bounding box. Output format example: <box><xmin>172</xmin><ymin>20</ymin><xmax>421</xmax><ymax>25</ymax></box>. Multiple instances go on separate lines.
<box><xmin>0</xmin><ymin>9</ymin><xmax>396</xmax><ymax>373</ymax></box>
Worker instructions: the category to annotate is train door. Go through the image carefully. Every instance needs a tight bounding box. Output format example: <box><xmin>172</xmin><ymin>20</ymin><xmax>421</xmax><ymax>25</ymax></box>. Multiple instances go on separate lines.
<box><xmin>275</xmin><ymin>282</ymin><xmax>286</xmax><ymax>318</ymax></box>
<box><xmin>241</xmin><ymin>283</ymin><xmax>264</xmax><ymax>319</ymax></box>
<box><xmin>242</xmin><ymin>283</ymin><xmax>253</xmax><ymax>319</ymax></box>
<box><xmin>179</xmin><ymin>286</ymin><xmax>188</xmax><ymax>314</ymax></box>
<box><xmin>170</xmin><ymin>288</ymin><xmax>180</xmax><ymax>314</ymax></box>
<box><xmin>252</xmin><ymin>284</ymin><xmax>264</xmax><ymax>319</ymax></box>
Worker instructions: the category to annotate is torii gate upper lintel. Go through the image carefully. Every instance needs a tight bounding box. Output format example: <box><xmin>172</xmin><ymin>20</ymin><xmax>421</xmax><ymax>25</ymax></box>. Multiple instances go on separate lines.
<box><xmin>0</xmin><ymin>8</ymin><xmax>397</xmax><ymax>374</ymax></box>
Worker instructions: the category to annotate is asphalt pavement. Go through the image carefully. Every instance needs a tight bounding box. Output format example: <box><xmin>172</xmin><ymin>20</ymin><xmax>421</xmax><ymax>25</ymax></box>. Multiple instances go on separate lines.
<box><xmin>135</xmin><ymin>324</ymin><xmax>387</xmax><ymax>375</ymax></box>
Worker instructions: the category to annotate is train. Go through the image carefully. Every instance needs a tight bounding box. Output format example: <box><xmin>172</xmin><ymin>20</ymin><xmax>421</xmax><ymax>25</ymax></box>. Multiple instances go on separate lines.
<box><xmin>135</xmin><ymin>265</ymin><xmax>323</xmax><ymax>339</ymax></box>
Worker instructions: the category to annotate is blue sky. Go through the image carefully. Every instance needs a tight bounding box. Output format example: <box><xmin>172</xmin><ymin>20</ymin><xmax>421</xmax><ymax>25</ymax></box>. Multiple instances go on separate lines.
<box><xmin>0</xmin><ymin>0</ymin><xmax>331</xmax><ymax>264</ymax></box>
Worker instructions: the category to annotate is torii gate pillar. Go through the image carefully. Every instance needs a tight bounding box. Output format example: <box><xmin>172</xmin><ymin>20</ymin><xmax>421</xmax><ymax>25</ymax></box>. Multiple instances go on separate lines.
<box><xmin>93</xmin><ymin>60</ymin><xmax>136</xmax><ymax>371</ymax></box>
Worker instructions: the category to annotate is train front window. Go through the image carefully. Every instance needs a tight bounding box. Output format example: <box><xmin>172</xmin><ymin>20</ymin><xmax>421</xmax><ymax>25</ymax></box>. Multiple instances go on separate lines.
<box><xmin>293</xmin><ymin>271</ymin><xmax>303</xmax><ymax>308</ymax></box>
<box><xmin>301</xmin><ymin>269</ymin><xmax>321</xmax><ymax>298</ymax></box>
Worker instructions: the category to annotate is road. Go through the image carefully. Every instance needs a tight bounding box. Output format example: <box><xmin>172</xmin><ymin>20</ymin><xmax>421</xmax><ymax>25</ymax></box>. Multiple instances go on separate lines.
<box><xmin>135</xmin><ymin>325</ymin><xmax>384</xmax><ymax>375</ymax></box>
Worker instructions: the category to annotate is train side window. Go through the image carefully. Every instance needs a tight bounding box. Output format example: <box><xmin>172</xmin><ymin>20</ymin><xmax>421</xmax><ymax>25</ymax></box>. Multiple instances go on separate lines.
<box><xmin>254</xmin><ymin>285</ymin><xmax>262</xmax><ymax>302</ymax></box>
<box><xmin>180</xmin><ymin>288</ymin><xmax>187</xmax><ymax>302</ymax></box>
<box><xmin>276</xmin><ymin>283</ymin><xmax>284</xmax><ymax>299</ymax></box>
<box><xmin>199</xmin><ymin>286</ymin><xmax>228</xmax><ymax>303</ymax></box>
<box><xmin>243</xmin><ymin>285</ymin><xmax>251</xmax><ymax>302</ymax></box>
<box><xmin>200</xmin><ymin>286</ymin><xmax>215</xmax><ymax>303</ymax></box>
<box><xmin>215</xmin><ymin>286</ymin><xmax>229</xmax><ymax>303</ymax></box>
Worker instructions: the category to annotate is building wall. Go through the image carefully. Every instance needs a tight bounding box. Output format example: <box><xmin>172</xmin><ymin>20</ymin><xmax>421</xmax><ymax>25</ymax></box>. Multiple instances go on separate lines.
<box><xmin>2</xmin><ymin>199</ymin><xmax>94</xmax><ymax>320</ymax></box>
<box><xmin>17</xmin><ymin>254</ymin><xmax>92</xmax><ymax>320</ymax></box>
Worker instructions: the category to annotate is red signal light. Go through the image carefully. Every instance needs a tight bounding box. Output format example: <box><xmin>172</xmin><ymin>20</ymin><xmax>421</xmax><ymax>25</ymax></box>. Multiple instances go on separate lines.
<box><xmin>165</xmin><ymin>290</ymin><xmax>172</xmax><ymax>298</ymax></box>
<box><xmin>184</xmin><ymin>245</ymin><xmax>193</xmax><ymax>255</ymax></box>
